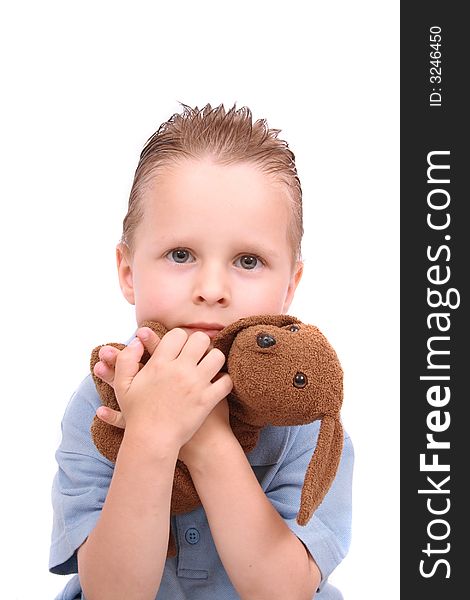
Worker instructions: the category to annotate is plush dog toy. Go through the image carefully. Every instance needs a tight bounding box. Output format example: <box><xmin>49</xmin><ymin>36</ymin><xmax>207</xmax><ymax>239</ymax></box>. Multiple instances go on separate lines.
<box><xmin>90</xmin><ymin>314</ymin><xmax>344</xmax><ymax>555</ymax></box>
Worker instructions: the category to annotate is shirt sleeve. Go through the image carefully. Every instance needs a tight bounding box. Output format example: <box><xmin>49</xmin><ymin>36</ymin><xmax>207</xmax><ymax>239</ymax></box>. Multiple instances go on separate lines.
<box><xmin>49</xmin><ymin>374</ymin><xmax>115</xmax><ymax>575</ymax></box>
<box><xmin>264</xmin><ymin>421</ymin><xmax>354</xmax><ymax>583</ymax></box>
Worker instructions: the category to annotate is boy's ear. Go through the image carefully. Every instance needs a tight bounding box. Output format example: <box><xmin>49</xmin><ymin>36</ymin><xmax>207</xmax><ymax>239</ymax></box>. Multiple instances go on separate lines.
<box><xmin>282</xmin><ymin>260</ymin><xmax>304</xmax><ymax>313</ymax></box>
<box><xmin>116</xmin><ymin>243</ymin><xmax>135</xmax><ymax>305</ymax></box>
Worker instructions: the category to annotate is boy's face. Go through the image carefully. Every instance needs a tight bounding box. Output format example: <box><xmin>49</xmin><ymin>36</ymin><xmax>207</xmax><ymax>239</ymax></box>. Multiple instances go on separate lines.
<box><xmin>117</xmin><ymin>158</ymin><xmax>303</xmax><ymax>338</ymax></box>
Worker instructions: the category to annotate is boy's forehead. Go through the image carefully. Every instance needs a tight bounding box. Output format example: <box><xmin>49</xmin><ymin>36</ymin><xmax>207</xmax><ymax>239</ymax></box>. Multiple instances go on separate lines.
<box><xmin>141</xmin><ymin>195</ymin><xmax>290</xmax><ymax>247</ymax></box>
<box><xmin>142</xmin><ymin>160</ymin><xmax>292</xmax><ymax>221</ymax></box>
<box><xmin>141</xmin><ymin>214</ymin><xmax>285</xmax><ymax>257</ymax></box>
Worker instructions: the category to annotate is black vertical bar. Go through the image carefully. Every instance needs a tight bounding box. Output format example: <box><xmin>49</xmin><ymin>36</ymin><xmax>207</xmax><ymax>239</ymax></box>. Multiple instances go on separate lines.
<box><xmin>401</xmin><ymin>3</ymin><xmax>467</xmax><ymax>597</ymax></box>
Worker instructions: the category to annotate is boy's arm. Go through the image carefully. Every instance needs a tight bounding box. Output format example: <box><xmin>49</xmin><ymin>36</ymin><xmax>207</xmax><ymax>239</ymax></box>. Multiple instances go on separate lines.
<box><xmin>78</xmin><ymin>429</ymin><xmax>179</xmax><ymax>600</ymax></box>
<box><xmin>184</xmin><ymin>429</ymin><xmax>321</xmax><ymax>600</ymax></box>
<box><xmin>79</xmin><ymin>329</ymin><xmax>232</xmax><ymax>600</ymax></box>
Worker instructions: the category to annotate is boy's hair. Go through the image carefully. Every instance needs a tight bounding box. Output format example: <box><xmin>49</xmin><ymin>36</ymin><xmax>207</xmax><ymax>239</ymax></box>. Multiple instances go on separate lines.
<box><xmin>121</xmin><ymin>103</ymin><xmax>303</xmax><ymax>266</ymax></box>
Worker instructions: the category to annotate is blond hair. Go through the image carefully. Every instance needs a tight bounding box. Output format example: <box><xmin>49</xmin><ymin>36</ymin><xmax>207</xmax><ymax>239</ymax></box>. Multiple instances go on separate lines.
<box><xmin>121</xmin><ymin>103</ymin><xmax>303</xmax><ymax>266</ymax></box>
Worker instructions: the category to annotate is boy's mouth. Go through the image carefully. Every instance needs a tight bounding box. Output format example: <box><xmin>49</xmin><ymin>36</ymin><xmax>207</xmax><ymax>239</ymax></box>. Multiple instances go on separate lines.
<box><xmin>181</xmin><ymin>322</ymin><xmax>225</xmax><ymax>339</ymax></box>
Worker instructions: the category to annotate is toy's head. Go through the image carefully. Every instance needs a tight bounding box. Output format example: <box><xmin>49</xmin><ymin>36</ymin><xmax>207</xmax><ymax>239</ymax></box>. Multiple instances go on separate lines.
<box><xmin>211</xmin><ymin>314</ymin><xmax>343</xmax><ymax>428</ymax></box>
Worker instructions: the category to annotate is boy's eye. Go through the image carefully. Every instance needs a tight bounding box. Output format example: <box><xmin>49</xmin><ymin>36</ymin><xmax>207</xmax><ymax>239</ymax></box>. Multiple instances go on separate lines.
<box><xmin>168</xmin><ymin>248</ymin><xmax>194</xmax><ymax>263</ymax></box>
<box><xmin>236</xmin><ymin>255</ymin><xmax>260</xmax><ymax>270</ymax></box>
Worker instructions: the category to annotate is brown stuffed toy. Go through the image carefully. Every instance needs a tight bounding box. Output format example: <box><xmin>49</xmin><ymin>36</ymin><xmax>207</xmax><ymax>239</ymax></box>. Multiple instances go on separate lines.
<box><xmin>90</xmin><ymin>314</ymin><xmax>344</xmax><ymax>556</ymax></box>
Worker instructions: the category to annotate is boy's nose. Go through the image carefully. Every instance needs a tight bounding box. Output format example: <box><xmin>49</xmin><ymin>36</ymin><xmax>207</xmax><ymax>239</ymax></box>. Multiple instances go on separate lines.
<box><xmin>192</xmin><ymin>262</ymin><xmax>231</xmax><ymax>307</ymax></box>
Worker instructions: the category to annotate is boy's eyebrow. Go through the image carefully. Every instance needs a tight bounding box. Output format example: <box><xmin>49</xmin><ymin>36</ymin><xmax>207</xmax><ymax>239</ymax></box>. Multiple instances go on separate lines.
<box><xmin>238</xmin><ymin>242</ymin><xmax>281</xmax><ymax>259</ymax></box>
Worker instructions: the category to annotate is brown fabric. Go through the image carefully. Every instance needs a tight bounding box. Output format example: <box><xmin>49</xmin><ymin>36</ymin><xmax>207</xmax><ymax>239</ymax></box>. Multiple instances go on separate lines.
<box><xmin>90</xmin><ymin>314</ymin><xmax>344</xmax><ymax>555</ymax></box>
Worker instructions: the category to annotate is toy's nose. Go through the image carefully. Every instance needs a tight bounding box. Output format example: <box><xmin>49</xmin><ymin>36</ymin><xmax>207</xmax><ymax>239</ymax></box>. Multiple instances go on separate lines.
<box><xmin>256</xmin><ymin>333</ymin><xmax>276</xmax><ymax>348</ymax></box>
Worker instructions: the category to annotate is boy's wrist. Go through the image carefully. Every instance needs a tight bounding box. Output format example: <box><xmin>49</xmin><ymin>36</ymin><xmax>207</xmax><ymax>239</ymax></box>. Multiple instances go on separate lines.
<box><xmin>182</xmin><ymin>431</ymin><xmax>241</xmax><ymax>473</ymax></box>
<box><xmin>122</xmin><ymin>424</ymin><xmax>181</xmax><ymax>464</ymax></box>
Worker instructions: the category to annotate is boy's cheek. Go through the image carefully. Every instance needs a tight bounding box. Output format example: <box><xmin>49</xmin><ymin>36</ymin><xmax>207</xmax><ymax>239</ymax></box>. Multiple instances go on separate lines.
<box><xmin>136</xmin><ymin>281</ymin><xmax>181</xmax><ymax>327</ymax></box>
<box><xmin>135</xmin><ymin>296</ymin><xmax>175</xmax><ymax>328</ymax></box>
<box><xmin>239</xmin><ymin>298</ymin><xmax>286</xmax><ymax>318</ymax></box>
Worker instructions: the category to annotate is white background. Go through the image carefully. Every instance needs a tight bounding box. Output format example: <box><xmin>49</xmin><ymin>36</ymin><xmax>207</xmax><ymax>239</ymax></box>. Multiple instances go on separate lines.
<box><xmin>1</xmin><ymin>1</ymin><xmax>399</xmax><ymax>598</ymax></box>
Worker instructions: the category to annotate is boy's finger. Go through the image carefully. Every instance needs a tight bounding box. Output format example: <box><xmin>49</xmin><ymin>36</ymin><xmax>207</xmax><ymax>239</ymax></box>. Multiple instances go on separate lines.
<box><xmin>98</xmin><ymin>345</ymin><xmax>119</xmax><ymax>367</ymax></box>
<box><xmin>96</xmin><ymin>406</ymin><xmax>126</xmax><ymax>429</ymax></box>
<box><xmin>197</xmin><ymin>347</ymin><xmax>226</xmax><ymax>380</ymax></box>
<box><xmin>94</xmin><ymin>357</ymin><xmax>145</xmax><ymax>389</ymax></box>
<box><xmin>93</xmin><ymin>361</ymin><xmax>115</xmax><ymax>386</ymax></box>
<box><xmin>205</xmin><ymin>373</ymin><xmax>233</xmax><ymax>408</ymax></box>
<box><xmin>136</xmin><ymin>327</ymin><xmax>161</xmax><ymax>356</ymax></box>
<box><xmin>178</xmin><ymin>330</ymin><xmax>211</xmax><ymax>363</ymax></box>
<box><xmin>114</xmin><ymin>337</ymin><xmax>145</xmax><ymax>396</ymax></box>
<box><xmin>148</xmin><ymin>328</ymin><xmax>188</xmax><ymax>363</ymax></box>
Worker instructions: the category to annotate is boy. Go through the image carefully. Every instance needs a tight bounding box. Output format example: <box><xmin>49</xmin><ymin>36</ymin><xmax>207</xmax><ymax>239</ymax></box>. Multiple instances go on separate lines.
<box><xmin>49</xmin><ymin>104</ymin><xmax>353</xmax><ymax>599</ymax></box>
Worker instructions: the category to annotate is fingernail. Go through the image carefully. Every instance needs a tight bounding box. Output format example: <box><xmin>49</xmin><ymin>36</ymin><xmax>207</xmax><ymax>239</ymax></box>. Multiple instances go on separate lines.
<box><xmin>139</xmin><ymin>329</ymin><xmax>149</xmax><ymax>341</ymax></box>
<box><xmin>130</xmin><ymin>337</ymin><xmax>140</xmax><ymax>346</ymax></box>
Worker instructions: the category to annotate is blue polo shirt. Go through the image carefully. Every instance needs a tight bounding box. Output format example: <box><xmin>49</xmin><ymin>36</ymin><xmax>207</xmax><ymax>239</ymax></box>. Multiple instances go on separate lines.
<box><xmin>50</xmin><ymin>371</ymin><xmax>353</xmax><ymax>599</ymax></box>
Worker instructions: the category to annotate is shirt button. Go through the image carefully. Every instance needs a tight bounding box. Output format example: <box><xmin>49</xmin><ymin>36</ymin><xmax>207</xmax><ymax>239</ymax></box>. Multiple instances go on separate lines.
<box><xmin>185</xmin><ymin>527</ymin><xmax>200</xmax><ymax>545</ymax></box>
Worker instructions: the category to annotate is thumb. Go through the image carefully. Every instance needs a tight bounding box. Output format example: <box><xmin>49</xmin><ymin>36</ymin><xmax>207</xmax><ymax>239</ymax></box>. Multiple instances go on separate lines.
<box><xmin>96</xmin><ymin>406</ymin><xmax>126</xmax><ymax>429</ymax></box>
<box><xmin>136</xmin><ymin>326</ymin><xmax>161</xmax><ymax>356</ymax></box>
<box><xmin>114</xmin><ymin>337</ymin><xmax>144</xmax><ymax>397</ymax></box>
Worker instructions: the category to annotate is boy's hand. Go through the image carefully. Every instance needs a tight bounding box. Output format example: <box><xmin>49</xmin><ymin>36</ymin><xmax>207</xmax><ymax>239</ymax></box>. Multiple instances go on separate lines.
<box><xmin>93</xmin><ymin>326</ymin><xmax>160</xmax><ymax>428</ymax></box>
<box><xmin>94</xmin><ymin>327</ymin><xmax>233</xmax><ymax>453</ymax></box>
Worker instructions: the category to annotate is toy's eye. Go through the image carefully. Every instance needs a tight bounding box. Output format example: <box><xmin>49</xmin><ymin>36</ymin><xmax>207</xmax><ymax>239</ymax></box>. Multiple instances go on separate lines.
<box><xmin>257</xmin><ymin>333</ymin><xmax>276</xmax><ymax>348</ymax></box>
<box><xmin>293</xmin><ymin>372</ymin><xmax>307</xmax><ymax>388</ymax></box>
<box><xmin>288</xmin><ymin>325</ymin><xmax>300</xmax><ymax>332</ymax></box>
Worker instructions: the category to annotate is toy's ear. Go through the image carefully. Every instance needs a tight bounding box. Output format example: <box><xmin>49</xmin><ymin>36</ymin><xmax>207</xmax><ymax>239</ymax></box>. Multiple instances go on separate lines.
<box><xmin>296</xmin><ymin>416</ymin><xmax>344</xmax><ymax>525</ymax></box>
<box><xmin>213</xmin><ymin>314</ymin><xmax>301</xmax><ymax>357</ymax></box>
